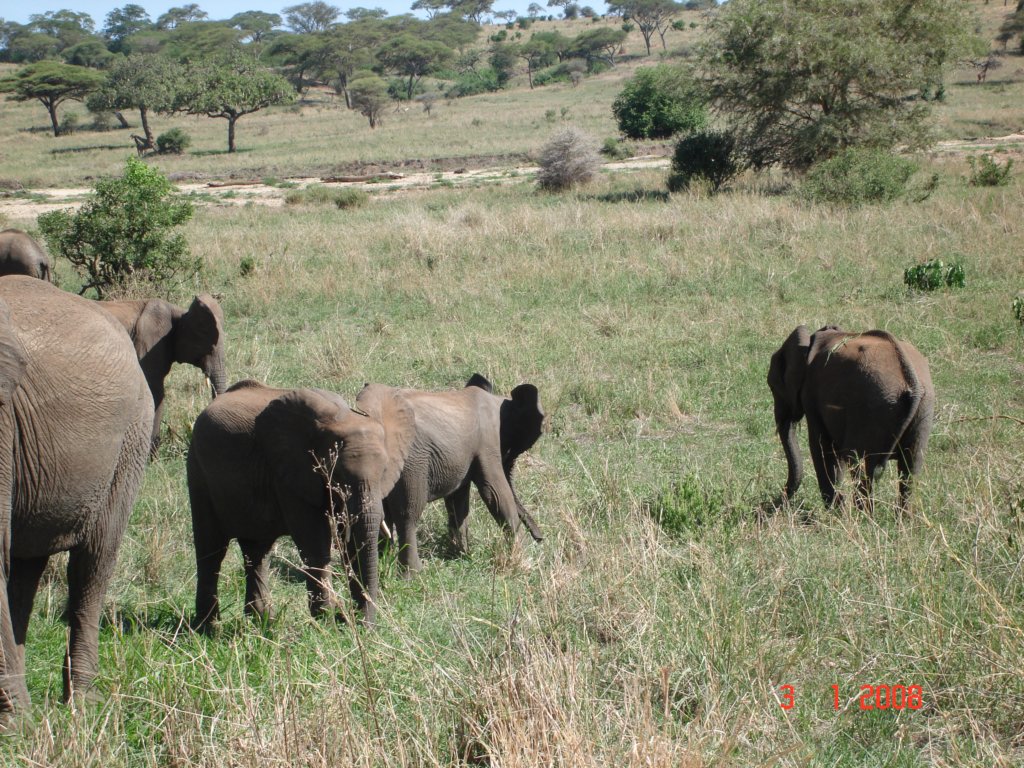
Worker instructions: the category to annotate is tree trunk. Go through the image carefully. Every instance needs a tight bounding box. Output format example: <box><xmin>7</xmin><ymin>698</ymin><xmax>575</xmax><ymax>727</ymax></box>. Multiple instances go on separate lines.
<box><xmin>527</xmin><ymin>62</ymin><xmax>534</xmax><ymax>89</ymax></box>
<box><xmin>45</xmin><ymin>99</ymin><xmax>60</xmax><ymax>137</ymax></box>
<box><xmin>406</xmin><ymin>74</ymin><xmax>415</xmax><ymax>101</ymax></box>
<box><xmin>113</xmin><ymin>111</ymin><xmax>130</xmax><ymax>128</ymax></box>
<box><xmin>139</xmin><ymin>106</ymin><xmax>154</xmax><ymax>149</ymax></box>
<box><xmin>641</xmin><ymin>27</ymin><xmax>653</xmax><ymax>55</ymax></box>
<box><xmin>227</xmin><ymin>115</ymin><xmax>237</xmax><ymax>153</ymax></box>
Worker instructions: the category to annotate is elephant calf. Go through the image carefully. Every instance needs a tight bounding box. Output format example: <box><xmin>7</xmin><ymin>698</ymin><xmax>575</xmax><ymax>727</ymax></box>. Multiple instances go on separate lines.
<box><xmin>186</xmin><ymin>380</ymin><xmax>414</xmax><ymax>627</ymax></box>
<box><xmin>0</xmin><ymin>229</ymin><xmax>51</xmax><ymax>281</ymax></box>
<box><xmin>357</xmin><ymin>374</ymin><xmax>544</xmax><ymax>573</ymax></box>
<box><xmin>768</xmin><ymin>325</ymin><xmax>935</xmax><ymax>512</ymax></box>
<box><xmin>101</xmin><ymin>294</ymin><xmax>228</xmax><ymax>455</ymax></box>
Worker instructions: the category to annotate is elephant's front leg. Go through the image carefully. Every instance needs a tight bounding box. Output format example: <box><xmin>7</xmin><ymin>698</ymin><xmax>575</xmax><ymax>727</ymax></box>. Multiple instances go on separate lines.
<box><xmin>238</xmin><ymin>538</ymin><xmax>276</xmax><ymax>622</ymax></box>
<box><xmin>291</xmin><ymin>515</ymin><xmax>336</xmax><ymax>619</ymax></box>
<box><xmin>473</xmin><ymin>456</ymin><xmax>521</xmax><ymax>537</ymax></box>
<box><xmin>387</xmin><ymin>483</ymin><xmax>425</xmax><ymax>574</ymax></box>
<box><xmin>807</xmin><ymin>423</ymin><xmax>842</xmax><ymax>508</ymax></box>
<box><xmin>0</xmin><ymin>555</ymin><xmax>44</xmax><ymax>714</ymax></box>
<box><xmin>64</xmin><ymin>541</ymin><xmax>122</xmax><ymax>702</ymax></box>
<box><xmin>444</xmin><ymin>484</ymin><xmax>472</xmax><ymax>557</ymax></box>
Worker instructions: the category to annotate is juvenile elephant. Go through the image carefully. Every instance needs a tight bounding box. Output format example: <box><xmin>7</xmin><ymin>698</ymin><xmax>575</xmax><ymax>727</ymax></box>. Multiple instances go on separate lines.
<box><xmin>0</xmin><ymin>229</ymin><xmax>51</xmax><ymax>281</ymax></box>
<box><xmin>357</xmin><ymin>374</ymin><xmax>544</xmax><ymax>573</ymax></box>
<box><xmin>0</xmin><ymin>277</ymin><xmax>152</xmax><ymax>714</ymax></box>
<box><xmin>768</xmin><ymin>325</ymin><xmax>934</xmax><ymax>512</ymax></box>
<box><xmin>186</xmin><ymin>380</ymin><xmax>415</xmax><ymax>627</ymax></box>
<box><xmin>101</xmin><ymin>294</ymin><xmax>227</xmax><ymax>454</ymax></box>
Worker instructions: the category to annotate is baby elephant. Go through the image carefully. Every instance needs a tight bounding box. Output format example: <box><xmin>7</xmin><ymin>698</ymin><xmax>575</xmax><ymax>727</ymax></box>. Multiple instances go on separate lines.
<box><xmin>0</xmin><ymin>229</ymin><xmax>51</xmax><ymax>281</ymax></box>
<box><xmin>357</xmin><ymin>374</ymin><xmax>544</xmax><ymax>573</ymax></box>
<box><xmin>768</xmin><ymin>325</ymin><xmax>934</xmax><ymax>513</ymax></box>
<box><xmin>187</xmin><ymin>380</ymin><xmax>415</xmax><ymax>627</ymax></box>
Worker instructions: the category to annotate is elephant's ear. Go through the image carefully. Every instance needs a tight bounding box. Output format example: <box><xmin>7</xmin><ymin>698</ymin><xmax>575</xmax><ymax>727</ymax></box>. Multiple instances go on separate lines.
<box><xmin>354</xmin><ymin>384</ymin><xmax>416</xmax><ymax>495</ymax></box>
<box><xmin>768</xmin><ymin>325</ymin><xmax>810</xmax><ymax>422</ymax></box>
<box><xmin>131</xmin><ymin>299</ymin><xmax>175</xmax><ymax>360</ymax></box>
<box><xmin>254</xmin><ymin>388</ymin><xmax>345</xmax><ymax>507</ymax></box>
<box><xmin>501</xmin><ymin>383</ymin><xmax>544</xmax><ymax>467</ymax></box>
<box><xmin>0</xmin><ymin>301</ymin><xmax>26</xmax><ymax>408</ymax></box>
<box><xmin>465</xmin><ymin>373</ymin><xmax>493</xmax><ymax>393</ymax></box>
<box><xmin>175</xmin><ymin>294</ymin><xmax>223</xmax><ymax>365</ymax></box>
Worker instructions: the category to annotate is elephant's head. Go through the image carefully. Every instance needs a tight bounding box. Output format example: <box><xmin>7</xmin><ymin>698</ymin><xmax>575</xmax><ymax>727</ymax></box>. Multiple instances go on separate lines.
<box><xmin>767</xmin><ymin>325</ymin><xmax>811</xmax><ymax>498</ymax></box>
<box><xmin>0</xmin><ymin>301</ymin><xmax>26</xmax><ymax>409</ymax></box>
<box><xmin>254</xmin><ymin>386</ymin><xmax>415</xmax><ymax>623</ymax></box>
<box><xmin>172</xmin><ymin>295</ymin><xmax>228</xmax><ymax>398</ymax></box>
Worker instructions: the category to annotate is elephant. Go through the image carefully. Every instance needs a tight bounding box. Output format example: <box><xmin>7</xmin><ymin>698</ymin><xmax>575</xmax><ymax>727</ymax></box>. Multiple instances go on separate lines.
<box><xmin>0</xmin><ymin>276</ymin><xmax>153</xmax><ymax>714</ymax></box>
<box><xmin>767</xmin><ymin>325</ymin><xmax>935</xmax><ymax>513</ymax></box>
<box><xmin>101</xmin><ymin>294</ymin><xmax>227</xmax><ymax>455</ymax></box>
<box><xmin>186</xmin><ymin>380</ymin><xmax>415</xmax><ymax>628</ymax></box>
<box><xmin>0</xmin><ymin>229</ymin><xmax>51</xmax><ymax>282</ymax></box>
<box><xmin>356</xmin><ymin>374</ymin><xmax>544</xmax><ymax>573</ymax></box>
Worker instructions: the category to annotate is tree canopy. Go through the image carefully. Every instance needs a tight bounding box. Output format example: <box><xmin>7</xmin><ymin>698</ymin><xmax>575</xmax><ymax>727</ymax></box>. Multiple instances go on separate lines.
<box><xmin>0</xmin><ymin>59</ymin><xmax>105</xmax><ymax>136</ymax></box>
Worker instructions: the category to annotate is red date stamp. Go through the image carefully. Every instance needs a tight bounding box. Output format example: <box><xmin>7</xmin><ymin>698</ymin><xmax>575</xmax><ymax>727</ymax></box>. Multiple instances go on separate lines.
<box><xmin>779</xmin><ymin>684</ymin><xmax>923</xmax><ymax>711</ymax></box>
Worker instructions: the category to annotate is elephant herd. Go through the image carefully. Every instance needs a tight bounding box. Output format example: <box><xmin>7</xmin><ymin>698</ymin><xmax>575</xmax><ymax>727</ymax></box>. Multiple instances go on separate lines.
<box><xmin>0</xmin><ymin>228</ymin><xmax>935</xmax><ymax>723</ymax></box>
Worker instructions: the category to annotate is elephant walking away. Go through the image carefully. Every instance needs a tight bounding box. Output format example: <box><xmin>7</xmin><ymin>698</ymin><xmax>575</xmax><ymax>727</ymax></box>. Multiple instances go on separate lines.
<box><xmin>357</xmin><ymin>374</ymin><xmax>544</xmax><ymax>574</ymax></box>
<box><xmin>186</xmin><ymin>380</ymin><xmax>415</xmax><ymax>628</ymax></box>
<box><xmin>0</xmin><ymin>229</ymin><xmax>51</xmax><ymax>281</ymax></box>
<box><xmin>0</xmin><ymin>277</ymin><xmax>153</xmax><ymax>714</ymax></box>
<box><xmin>101</xmin><ymin>294</ymin><xmax>227</xmax><ymax>455</ymax></box>
<box><xmin>768</xmin><ymin>325</ymin><xmax>934</xmax><ymax>513</ymax></box>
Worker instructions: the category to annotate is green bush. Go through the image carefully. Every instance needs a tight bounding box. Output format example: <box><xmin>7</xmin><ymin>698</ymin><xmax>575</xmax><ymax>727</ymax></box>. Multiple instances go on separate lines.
<box><xmin>667</xmin><ymin>130</ymin><xmax>739</xmax><ymax>193</ymax></box>
<box><xmin>532</xmin><ymin>63</ymin><xmax>573</xmax><ymax>87</ymax></box>
<box><xmin>59</xmin><ymin>111</ymin><xmax>79</xmax><ymax>135</ymax></box>
<box><xmin>285</xmin><ymin>185</ymin><xmax>369</xmax><ymax>209</ymax></box>
<box><xmin>38</xmin><ymin>156</ymin><xmax>196</xmax><ymax>297</ymax></box>
<box><xmin>801</xmin><ymin>148</ymin><xmax>918</xmax><ymax>205</ymax></box>
<box><xmin>967</xmin><ymin>154</ymin><xmax>1013</xmax><ymax>187</ymax></box>
<box><xmin>612</xmin><ymin>64</ymin><xmax>707</xmax><ymax>140</ymax></box>
<box><xmin>333</xmin><ymin>188</ymin><xmax>368</xmax><ymax>209</ymax></box>
<box><xmin>903</xmin><ymin>259</ymin><xmax>966</xmax><ymax>291</ymax></box>
<box><xmin>647</xmin><ymin>475</ymin><xmax>725</xmax><ymax>539</ymax></box>
<box><xmin>601</xmin><ymin>137</ymin><xmax>631</xmax><ymax>160</ymax></box>
<box><xmin>1013</xmin><ymin>295</ymin><xmax>1024</xmax><ymax>328</ymax></box>
<box><xmin>156</xmin><ymin>128</ymin><xmax>191</xmax><ymax>155</ymax></box>
<box><xmin>445</xmin><ymin>68</ymin><xmax>500</xmax><ymax>98</ymax></box>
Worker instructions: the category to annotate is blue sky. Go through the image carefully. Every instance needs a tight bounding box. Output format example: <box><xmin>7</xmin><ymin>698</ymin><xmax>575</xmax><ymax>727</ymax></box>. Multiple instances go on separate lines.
<box><xmin>4</xmin><ymin>1</ymin><xmax>601</xmax><ymax>27</ymax></box>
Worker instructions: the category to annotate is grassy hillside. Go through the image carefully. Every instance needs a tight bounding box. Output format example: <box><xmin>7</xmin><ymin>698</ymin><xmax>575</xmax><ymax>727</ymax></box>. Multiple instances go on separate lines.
<box><xmin>0</xmin><ymin>3</ymin><xmax>1023</xmax><ymax>766</ymax></box>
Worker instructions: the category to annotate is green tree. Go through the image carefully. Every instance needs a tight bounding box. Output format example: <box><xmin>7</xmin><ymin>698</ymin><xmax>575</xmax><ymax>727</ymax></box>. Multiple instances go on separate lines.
<box><xmin>87</xmin><ymin>54</ymin><xmax>183</xmax><ymax>149</ymax></box>
<box><xmin>348</xmin><ymin>73</ymin><xmax>390</xmax><ymax>127</ymax></box>
<box><xmin>515</xmin><ymin>35</ymin><xmax>558</xmax><ymax>88</ymax></box>
<box><xmin>156</xmin><ymin>4</ymin><xmax>208</xmax><ymax>30</ymax></box>
<box><xmin>282</xmin><ymin>2</ymin><xmax>340</xmax><ymax>33</ymax></box>
<box><xmin>228</xmin><ymin>11</ymin><xmax>282</xmax><ymax>44</ymax></box>
<box><xmin>174</xmin><ymin>54</ymin><xmax>295</xmax><ymax>152</ymax></box>
<box><xmin>62</xmin><ymin>37</ymin><xmax>116</xmax><ymax>68</ymax></box>
<box><xmin>38</xmin><ymin>156</ymin><xmax>196</xmax><ymax>297</ymax></box>
<box><xmin>377</xmin><ymin>34</ymin><xmax>454</xmax><ymax>100</ymax></box>
<box><xmin>103</xmin><ymin>4</ymin><xmax>152</xmax><ymax>51</ymax></box>
<box><xmin>612</xmin><ymin>63</ymin><xmax>706</xmax><ymax>139</ymax></box>
<box><xmin>699</xmin><ymin>0</ymin><xmax>980</xmax><ymax>170</ymax></box>
<box><xmin>0</xmin><ymin>60</ymin><xmax>105</xmax><ymax>136</ymax></box>
<box><xmin>607</xmin><ymin>0</ymin><xmax>680</xmax><ymax>54</ymax></box>
<box><xmin>568</xmin><ymin>27</ymin><xmax>628</xmax><ymax>68</ymax></box>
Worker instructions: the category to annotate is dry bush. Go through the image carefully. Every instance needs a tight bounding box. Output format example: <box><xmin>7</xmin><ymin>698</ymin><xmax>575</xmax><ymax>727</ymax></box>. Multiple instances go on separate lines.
<box><xmin>536</xmin><ymin>127</ymin><xmax>602</xmax><ymax>191</ymax></box>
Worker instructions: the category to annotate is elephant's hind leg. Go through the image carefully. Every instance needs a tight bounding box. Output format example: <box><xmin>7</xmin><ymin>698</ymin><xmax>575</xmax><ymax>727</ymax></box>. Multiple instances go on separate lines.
<box><xmin>238</xmin><ymin>538</ymin><xmax>275</xmax><ymax>622</ymax></box>
<box><xmin>444</xmin><ymin>484</ymin><xmax>472</xmax><ymax>558</ymax></box>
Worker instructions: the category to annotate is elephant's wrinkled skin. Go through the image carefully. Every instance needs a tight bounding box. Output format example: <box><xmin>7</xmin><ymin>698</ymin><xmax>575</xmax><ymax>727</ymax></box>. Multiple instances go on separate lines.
<box><xmin>0</xmin><ymin>229</ymin><xmax>51</xmax><ymax>282</ymax></box>
<box><xmin>357</xmin><ymin>374</ymin><xmax>543</xmax><ymax>573</ymax></box>
<box><xmin>186</xmin><ymin>380</ymin><xmax>414</xmax><ymax>627</ymax></box>
<box><xmin>0</xmin><ymin>277</ymin><xmax>153</xmax><ymax>714</ymax></box>
<box><xmin>768</xmin><ymin>325</ymin><xmax>934</xmax><ymax>512</ymax></box>
<box><xmin>101</xmin><ymin>294</ymin><xmax>227</xmax><ymax>454</ymax></box>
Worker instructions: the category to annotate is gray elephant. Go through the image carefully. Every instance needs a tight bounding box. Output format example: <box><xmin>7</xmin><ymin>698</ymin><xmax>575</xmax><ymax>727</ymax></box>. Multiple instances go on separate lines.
<box><xmin>186</xmin><ymin>380</ymin><xmax>415</xmax><ymax>628</ymax></box>
<box><xmin>768</xmin><ymin>325</ymin><xmax>934</xmax><ymax>512</ymax></box>
<box><xmin>0</xmin><ymin>277</ymin><xmax>153</xmax><ymax>714</ymax></box>
<box><xmin>357</xmin><ymin>374</ymin><xmax>544</xmax><ymax>573</ymax></box>
<box><xmin>0</xmin><ymin>229</ymin><xmax>51</xmax><ymax>281</ymax></box>
<box><xmin>101</xmin><ymin>294</ymin><xmax>227</xmax><ymax>454</ymax></box>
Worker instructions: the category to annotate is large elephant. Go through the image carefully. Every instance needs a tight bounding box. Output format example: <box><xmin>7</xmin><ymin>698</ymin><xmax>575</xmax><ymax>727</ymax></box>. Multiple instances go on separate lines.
<box><xmin>186</xmin><ymin>380</ymin><xmax>414</xmax><ymax>628</ymax></box>
<box><xmin>767</xmin><ymin>325</ymin><xmax>935</xmax><ymax>512</ymax></box>
<box><xmin>357</xmin><ymin>374</ymin><xmax>544</xmax><ymax>573</ymax></box>
<box><xmin>101</xmin><ymin>294</ymin><xmax>227</xmax><ymax>454</ymax></box>
<box><xmin>0</xmin><ymin>276</ymin><xmax>153</xmax><ymax>714</ymax></box>
<box><xmin>0</xmin><ymin>229</ymin><xmax>51</xmax><ymax>282</ymax></box>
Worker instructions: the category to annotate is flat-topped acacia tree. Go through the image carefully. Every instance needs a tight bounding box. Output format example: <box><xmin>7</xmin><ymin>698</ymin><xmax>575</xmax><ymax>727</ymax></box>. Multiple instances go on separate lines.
<box><xmin>174</xmin><ymin>54</ymin><xmax>295</xmax><ymax>153</ymax></box>
<box><xmin>0</xmin><ymin>60</ymin><xmax>105</xmax><ymax>136</ymax></box>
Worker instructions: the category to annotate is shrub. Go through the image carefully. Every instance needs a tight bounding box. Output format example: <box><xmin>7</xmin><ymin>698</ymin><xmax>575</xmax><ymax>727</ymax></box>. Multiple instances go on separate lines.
<box><xmin>612</xmin><ymin>64</ymin><xmax>707</xmax><ymax>140</ymax></box>
<box><xmin>667</xmin><ymin>130</ymin><xmax>739</xmax><ymax>193</ymax></box>
<box><xmin>285</xmin><ymin>185</ymin><xmax>369</xmax><ymax>209</ymax></box>
<box><xmin>903</xmin><ymin>259</ymin><xmax>966</xmax><ymax>291</ymax></box>
<box><xmin>156</xmin><ymin>128</ymin><xmax>191</xmax><ymax>155</ymax></box>
<box><xmin>333</xmin><ymin>188</ymin><xmax>368</xmax><ymax>209</ymax></box>
<box><xmin>59</xmin><ymin>111</ymin><xmax>79</xmax><ymax>135</ymax></box>
<box><xmin>601</xmin><ymin>137</ymin><xmax>631</xmax><ymax>160</ymax></box>
<box><xmin>967</xmin><ymin>154</ymin><xmax>1013</xmax><ymax>187</ymax></box>
<box><xmin>536</xmin><ymin>127</ymin><xmax>601</xmax><ymax>191</ymax></box>
<box><xmin>38</xmin><ymin>156</ymin><xmax>196</xmax><ymax>298</ymax></box>
<box><xmin>445</xmin><ymin>69</ymin><xmax>500</xmax><ymax>98</ymax></box>
<box><xmin>1013</xmin><ymin>295</ymin><xmax>1024</xmax><ymax>328</ymax></box>
<box><xmin>801</xmin><ymin>148</ymin><xmax>918</xmax><ymax>205</ymax></box>
<box><xmin>647</xmin><ymin>475</ymin><xmax>725</xmax><ymax>539</ymax></box>
<box><xmin>532</xmin><ymin>64</ymin><xmax>573</xmax><ymax>87</ymax></box>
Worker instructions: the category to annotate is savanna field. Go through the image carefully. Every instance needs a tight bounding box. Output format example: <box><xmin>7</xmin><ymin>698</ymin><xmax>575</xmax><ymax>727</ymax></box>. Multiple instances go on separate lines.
<box><xmin>0</xmin><ymin>4</ymin><xmax>1023</xmax><ymax>766</ymax></box>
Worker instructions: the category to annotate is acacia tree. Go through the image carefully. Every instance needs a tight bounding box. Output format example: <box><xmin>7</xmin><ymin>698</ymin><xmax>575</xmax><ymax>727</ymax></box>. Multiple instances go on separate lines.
<box><xmin>87</xmin><ymin>54</ymin><xmax>182</xmax><ymax>148</ymax></box>
<box><xmin>282</xmin><ymin>2</ymin><xmax>340</xmax><ymax>33</ymax></box>
<box><xmin>175</xmin><ymin>55</ymin><xmax>295</xmax><ymax>152</ymax></box>
<box><xmin>699</xmin><ymin>0</ymin><xmax>979</xmax><ymax>170</ymax></box>
<box><xmin>607</xmin><ymin>0</ymin><xmax>680</xmax><ymax>55</ymax></box>
<box><xmin>377</xmin><ymin>34</ymin><xmax>454</xmax><ymax>100</ymax></box>
<box><xmin>0</xmin><ymin>60</ymin><xmax>104</xmax><ymax>136</ymax></box>
<box><xmin>103</xmin><ymin>4</ymin><xmax>152</xmax><ymax>51</ymax></box>
<box><xmin>348</xmin><ymin>73</ymin><xmax>390</xmax><ymax>127</ymax></box>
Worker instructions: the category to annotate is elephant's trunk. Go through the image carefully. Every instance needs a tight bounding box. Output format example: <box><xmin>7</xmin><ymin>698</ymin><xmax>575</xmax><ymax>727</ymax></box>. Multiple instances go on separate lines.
<box><xmin>347</xmin><ymin>488</ymin><xmax>381</xmax><ymax>626</ymax></box>
<box><xmin>205</xmin><ymin>351</ymin><xmax>228</xmax><ymax>399</ymax></box>
<box><xmin>778</xmin><ymin>418</ymin><xmax>803</xmax><ymax>498</ymax></box>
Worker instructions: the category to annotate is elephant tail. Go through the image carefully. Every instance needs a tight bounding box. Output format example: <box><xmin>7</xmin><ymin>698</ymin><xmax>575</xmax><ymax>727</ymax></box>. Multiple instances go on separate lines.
<box><xmin>866</xmin><ymin>330</ymin><xmax>925</xmax><ymax>457</ymax></box>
